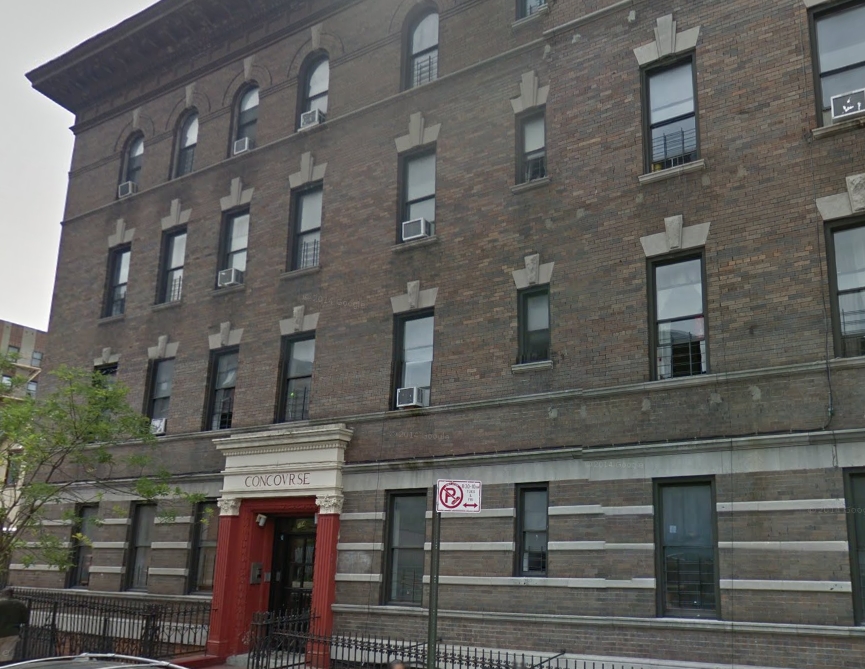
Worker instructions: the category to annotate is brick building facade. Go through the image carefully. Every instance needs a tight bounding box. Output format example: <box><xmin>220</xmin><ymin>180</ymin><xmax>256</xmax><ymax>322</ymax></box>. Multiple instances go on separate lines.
<box><xmin>20</xmin><ymin>0</ymin><xmax>865</xmax><ymax>667</ymax></box>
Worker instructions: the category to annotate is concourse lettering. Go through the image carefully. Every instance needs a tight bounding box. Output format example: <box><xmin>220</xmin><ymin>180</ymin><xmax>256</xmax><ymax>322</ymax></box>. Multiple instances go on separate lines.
<box><xmin>243</xmin><ymin>472</ymin><xmax>311</xmax><ymax>488</ymax></box>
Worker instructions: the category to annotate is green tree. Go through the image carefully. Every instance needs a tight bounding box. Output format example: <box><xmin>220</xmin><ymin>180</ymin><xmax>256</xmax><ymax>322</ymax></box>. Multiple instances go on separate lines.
<box><xmin>0</xmin><ymin>359</ymin><xmax>196</xmax><ymax>583</ymax></box>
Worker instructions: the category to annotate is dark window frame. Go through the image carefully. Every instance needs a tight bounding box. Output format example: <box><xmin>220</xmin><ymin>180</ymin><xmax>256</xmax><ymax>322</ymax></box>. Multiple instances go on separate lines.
<box><xmin>157</xmin><ymin>227</ymin><xmax>186</xmax><ymax>304</ymax></box>
<box><xmin>204</xmin><ymin>347</ymin><xmax>239</xmax><ymax>431</ymax></box>
<box><xmin>515</xmin><ymin>108</ymin><xmax>547</xmax><ymax>184</ymax></box>
<box><xmin>403</xmin><ymin>7</ymin><xmax>439</xmax><ymax>90</ymax></box>
<box><xmin>30</xmin><ymin>351</ymin><xmax>43</xmax><ymax>367</ymax></box>
<box><xmin>844</xmin><ymin>468</ymin><xmax>865</xmax><ymax>623</ymax></box>
<box><xmin>120</xmin><ymin>133</ymin><xmax>144</xmax><ymax>187</ymax></box>
<box><xmin>217</xmin><ymin>208</ymin><xmax>250</xmax><ymax>285</ymax></box>
<box><xmin>297</xmin><ymin>52</ymin><xmax>330</xmax><ymax>128</ymax></box>
<box><xmin>397</xmin><ymin>147</ymin><xmax>437</xmax><ymax>243</ymax></box>
<box><xmin>231</xmin><ymin>84</ymin><xmax>260</xmax><ymax>153</ymax></box>
<box><xmin>289</xmin><ymin>185</ymin><xmax>323</xmax><ymax>271</ymax></box>
<box><xmin>515</xmin><ymin>484</ymin><xmax>549</xmax><ymax>577</ymax></box>
<box><xmin>172</xmin><ymin>110</ymin><xmax>199</xmax><ymax>179</ymax></box>
<box><xmin>126</xmin><ymin>503</ymin><xmax>157</xmax><ymax>591</ymax></box>
<box><xmin>276</xmin><ymin>333</ymin><xmax>315</xmax><ymax>423</ymax></box>
<box><xmin>809</xmin><ymin>0</ymin><xmax>865</xmax><ymax>126</ymax></box>
<box><xmin>647</xmin><ymin>250</ymin><xmax>709</xmax><ymax>380</ymax></box>
<box><xmin>640</xmin><ymin>53</ymin><xmax>700</xmax><ymax>174</ymax></box>
<box><xmin>145</xmin><ymin>357</ymin><xmax>175</xmax><ymax>424</ymax></box>
<box><xmin>517</xmin><ymin>285</ymin><xmax>551</xmax><ymax>364</ymax></box>
<box><xmin>391</xmin><ymin>309</ymin><xmax>435</xmax><ymax>408</ymax></box>
<box><xmin>68</xmin><ymin>505</ymin><xmax>99</xmax><ymax>589</ymax></box>
<box><xmin>653</xmin><ymin>476</ymin><xmax>720</xmax><ymax>619</ymax></box>
<box><xmin>103</xmin><ymin>245</ymin><xmax>131</xmax><ymax>318</ymax></box>
<box><xmin>188</xmin><ymin>500</ymin><xmax>219</xmax><ymax>594</ymax></box>
<box><xmin>383</xmin><ymin>490</ymin><xmax>427</xmax><ymax>606</ymax></box>
<box><xmin>825</xmin><ymin>218</ymin><xmax>865</xmax><ymax>357</ymax></box>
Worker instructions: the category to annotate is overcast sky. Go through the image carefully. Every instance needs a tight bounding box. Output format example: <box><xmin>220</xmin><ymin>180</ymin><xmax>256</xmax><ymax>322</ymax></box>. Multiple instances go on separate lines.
<box><xmin>0</xmin><ymin>1</ymin><xmax>160</xmax><ymax>331</ymax></box>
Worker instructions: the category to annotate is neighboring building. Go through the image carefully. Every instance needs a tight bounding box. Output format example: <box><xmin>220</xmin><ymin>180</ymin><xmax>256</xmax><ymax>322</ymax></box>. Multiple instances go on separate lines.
<box><xmin>20</xmin><ymin>0</ymin><xmax>865</xmax><ymax>667</ymax></box>
<box><xmin>0</xmin><ymin>321</ymin><xmax>46</xmax><ymax>402</ymax></box>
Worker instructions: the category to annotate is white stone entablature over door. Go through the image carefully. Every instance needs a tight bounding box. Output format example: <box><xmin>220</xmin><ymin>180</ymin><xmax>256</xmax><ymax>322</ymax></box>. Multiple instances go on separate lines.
<box><xmin>215</xmin><ymin>423</ymin><xmax>353</xmax><ymax>502</ymax></box>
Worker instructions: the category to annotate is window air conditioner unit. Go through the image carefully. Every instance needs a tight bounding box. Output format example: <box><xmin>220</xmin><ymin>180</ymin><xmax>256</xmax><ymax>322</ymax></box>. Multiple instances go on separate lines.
<box><xmin>150</xmin><ymin>418</ymin><xmax>166</xmax><ymax>436</ymax></box>
<box><xmin>117</xmin><ymin>181</ymin><xmax>137</xmax><ymax>198</ymax></box>
<box><xmin>396</xmin><ymin>386</ymin><xmax>429</xmax><ymax>409</ymax></box>
<box><xmin>300</xmin><ymin>109</ymin><xmax>326</xmax><ymax>129</ymax></box>
<box><xmin>217</xmin><ymin>267</ymin><xmax>244</xmax><ymax>287</ymax></box>
<box><xmin>401</xmin><ymin>217</ymin><xmax>432</xmax><ymax>242</ymax></box>
<box><xmin>233</xmin><ymin>137</ymin><xmax>253</xmax><ymax>155</ymax></box>
<box><xmin>831</xmin><ymin>88</ymin><xmax>865</xmax><ymax>121</ymax></box>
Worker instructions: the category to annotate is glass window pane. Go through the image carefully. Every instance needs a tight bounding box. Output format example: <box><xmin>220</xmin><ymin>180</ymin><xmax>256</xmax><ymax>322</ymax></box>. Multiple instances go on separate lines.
<box><xmin>230</xmin><ymin>214</ymin><xmax>249</xmax><ymax>252</ymax></box>
<box><xmin>216</xmin><ymin>353</ymin><xmax>238</xmax><ymax>389</ymax></box>
<box><xmin>407</xmin><ymin>154</ymin><xmax>436</xmax><ymax>201</ymax></box>
<box><xmin>230</xmin><ymin>250</ymin><xmax>247</xmax><ymax>272</ymax></box>
<box><xmin>523</xmin><ymin>116</ymin><xmax>545</xmax><ymax>153</ymax></box>
<box><xmin>404</xmin><ymin>316</ymin><xmax>434</xmax><ymax>349</ymax></box>
<box><xmin>408</xmin><ymin>197</ymin><xmax>435</xmax><ymax>223</ymax></box>
<box><xmin>817</xmin><ymin>5</ymin><xmax>865</xmax><ymax>74</ymax></box>
<box><xmin>240</xmin><ymin>87</ymin><xmax>259</xmax><ymax>112</ymax></box>
<box><xmin>404</xmin><ymin>361</ymin><xmax>432</xmax><ymax>388</ymax></box>
<box><xmin>129</xmin><ymin>137</ymin><xmax>144</xmax><ymax>158</ymax></box>
<box><xmin>662</xmin><ymin>485</ymin><xmax>712</xmax><ymax>547</ymax></box>
<box><xmin>116</xmin><ymin>250</ymin><xmax>130</xmax><ymax>285</ymax></box>
<box><xmin>181</xmin><ymin>115</ymin><xmax>199</xmax><ymax>148</ymax></box>
<box><xmin>839</xmin><ymin>292</ymin><xmax>865</xmax><ymax>335</ymax></box>
<box><xmin>526</xmin><ymin>293</ymin><xmax>549</xmax><ymax>332</ymax></box>
<box><xmin>651</xmin><ymin>116</ymin><xmax>697</xmax><ymax>162</ymax></box>
<box><xmin>412</xmin><ymin>13</ymin><xmax>439</xmax><ymax>54</ymax></box>
<box><xmin>169</xmin><ymin>233</ymin><xmax>186</xmax><ymax>269</ymax></box>
<box><xmin>821</xmin><ymin>65</ymin><xmax>865</xmax><ymax>109</ymax></box>
<box><xmin>153</xmin><ymin>359</ymin><xmax>174</xmax><ymax>399</ymax></box>
<box><xmin>310</xmin><ymin>95</ymin><xmax>328</xmax><ymax>115</ymax></box>
<box><xmin>834</xmin><ymin>226</ymin><xmax>865</xmax><ymax>291</ymax></box>
<box><xmin>135</xmin><ymin>505</ymin><xmax>156</xmax><ymax>545</ymax></box>
<box><xmin>522</xmin><ymin>489</ymin><xmax>547</xmax><ymax>531</ymax></box>
<box><xmin>309</xmin><ymin>60</ymin><xmax>329</xmax><ymax>98</ymax></box>
<box><xmin>656</xmin><ymin>259</ymin><xmax>703</xmax><ymax>321</ymax></box>
<box><xmin>649</xmin><ymin>63</ymin><xmax>694</xmax><ymax>124</ymax></box>
<box><xmin>393</xmin><ymin>495</ymin><xmax>426</xmax><ymax>547</ymax></box>
<box><xmin>299</xmin><ymin>190</ymin><xmax>323</xmax><ymax>232</ymax></box>
<box><xmin>289</xmin><ymin>338</ymin><xmax>315</xmax><ymax>378</ymax></box>
<box><xmin>851</xmin><ymin>476</ymin><xmax>865</xmax><ymax>549</ymax></box>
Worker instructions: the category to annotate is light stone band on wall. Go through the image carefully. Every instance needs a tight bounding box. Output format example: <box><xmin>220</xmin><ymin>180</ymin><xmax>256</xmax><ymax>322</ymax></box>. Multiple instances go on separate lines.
<box><xmin>337</xmin><ymin>543</ymin><xmax>384</xmax><ymax>551</ymax></box>
<box><xmin>548</xmin><ymin>542</ymin><xmax>654</xmax><ymax>551</ymax></box>
<box><xmin>716</xmin><ymin>499</ymin><xmax>845</xmax><ymax>512</ymax></box>
<box><xmin>9</xmin><ymin>564</ymin><xmax>62</xmax><ymax>572</ymax></box>
<box><xmin>421</xmin><ymin>576</ymin><xmax>656</xmax><ymax>589</ymax></box>
<box><xmin>149</xmin><ymin>567</ymin><xmax>189</xmax><ymax>577</ymax></box>
<box><xmin>88</xmin><ymin>566</ymin><xmax>126</xmax><ymax>574</ymax></box>
<box><xmin>100</xmin><ymin>518</ymin><xmax>131</xmax><ymax>525</ymax></box>
<box><xmin>152</xmin><ymin>542</ymin><xmax>192</xmax><ymax>550</ymax></box>
<box><xmin>91</xmin><ymin>542</ymin><xmax>127</xmax><ymax>549</ymax></box>
<box><xmin>155</xmin><ymin>515</ymin><xmax>194</xmax><ymax>524</ymax></box>
<box><xmin>548</xmin><ymin>505</ymin><xmax>654</xmax><ymax>516</ymax></box>
<box><xmin>340</xmin><ymin>512</ymin><xmax>385</xmax><ymax>521</ymax></box>
<box><xmin>335</xmin><ymin>573</ymin><xmax>382</xmax><ymax>582</ymax></box>
<box><xmin>422</xmin><ymin>542</ymin><xmax>514</xmax><ymax>551</ymax></box>
<box><xmin>425</xmin><ymin>508</ymin><xmax>515</xmax><ymax>519</ymax></box>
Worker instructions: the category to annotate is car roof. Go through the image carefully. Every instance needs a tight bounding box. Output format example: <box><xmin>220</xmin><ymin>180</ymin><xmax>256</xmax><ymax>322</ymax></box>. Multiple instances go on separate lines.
<box><xmin>5</xmin><ymin>654</ymin><xmax>190</xmax><ymax>669</ymax></box>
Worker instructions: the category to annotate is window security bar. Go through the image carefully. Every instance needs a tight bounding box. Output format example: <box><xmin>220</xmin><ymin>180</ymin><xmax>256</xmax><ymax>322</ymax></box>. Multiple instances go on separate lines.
<box><xmin>298</xmin><ymin>239</ymin><xmax>320</xmax><ymax>270</ymax></box>
<box><xmin>522</xmin><ymin>154</ymin><xmax>547</xmax><ymax>183</ymax></box>
<box><xmin>166</xmin><ymin>275</ymin><xmax>183</xmax><ymax>303</ymax></box>
<box><xmin>284</xmin><ymin>386</ymin><xmax>310</xmax><ymax>422</ymax></box>
<box><xmin>651</xmin><ymin>126</ymin><xmax>697</xmax><ymax>171</ymax></box>
<box><xmin>413</xmin><ymin>53</ymin><xmax>439</xmax><ymax>87</ymax></box>
<box><xmin>656</xmin><ymin>327</ymin><xmax>705</xmax><ymax>379</ymax></box>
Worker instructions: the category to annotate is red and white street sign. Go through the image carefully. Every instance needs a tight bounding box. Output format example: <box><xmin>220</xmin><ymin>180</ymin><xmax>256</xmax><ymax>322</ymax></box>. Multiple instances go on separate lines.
<box><xmin>436</xmin><ymin>479</ymin><xmax>482</xmax><ymax>513</ymax></box>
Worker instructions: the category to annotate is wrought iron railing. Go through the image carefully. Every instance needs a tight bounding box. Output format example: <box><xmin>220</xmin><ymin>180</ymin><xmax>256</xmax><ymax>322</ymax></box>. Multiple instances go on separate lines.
<box><xmin>521</xmin><ymin>154</ymin><xmax>547</xmax><ymax>183</ymax></box>
<box><xmin>247</xmin><ymin>607</ymin><xmax>315</xmax><ymax>669</ymax></box>
<box><xmin>412</xmin><ymin>52</ymin><xmax>439</xmax><ymax>88</ymax></box>
<box><xmin>298</xmin><ymin>239</ymin><xmax>320</xmax><ymax>270</ymax></box>
<box><xmin>12</xmin><ymin>588</ymin><xmax>210</xmax><ymax>661</ymax></box>
<box><xmin>651</xmin><ymin>125</ymin><xmax>697</xmax><ymax>171</ymax></box>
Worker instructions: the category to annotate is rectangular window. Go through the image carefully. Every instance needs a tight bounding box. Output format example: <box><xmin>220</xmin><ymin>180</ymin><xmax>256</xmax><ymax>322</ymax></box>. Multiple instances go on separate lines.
<box><xmin>1</xmin><ymin>376</ymin><xmax>11</xmax><ymax>389</ymax></box>
<box><xmin>26</xmin><ymin>381</ymin><xmax>37</xmax><ymax>398</ymax></box>
<box><xmin>6</xmin><ymin>346</ymin><xmax>19</xmax><ymax>359</ymax></box>
<box><xmin>219</xmin><ymin>211</ymin><xmax>249</xmax><ymax>280</ymax></box>
<box><xmin>5</xmin><ymin>451</ymin><xmax>20</xmax><ymax>487</ymax></box>
<box><xmin>517</xmin><ymin>0</ymin><xmax>546</xmax><ymax>19</ymax></box>
<box><xmin>159</xmin><ymin>229</ymin><xmax>186</xmax><ymax>303</ymax></box>
<box><xmin>278</xmin><ymin>335</ymin><xmax>315</xmax><ymax>422</ymax></box>
<box><xmin>516</xmin><ymin>485</ymin><xmax>548</xmax><ymax>576</ymax></box>
<box><xmin>189</xmin><ymin>501</ymin><xmax>219</xmax><ymax>593</ymax></box>
<box><xmin>828</xmin><ymin>223</ymin><xmax>865</xmax><ymax>356</ymax></box>
<box><xmin>518</xmin><ymin>287</ymin><xmax>550</xmax><ymax>363</ymax></box>
<box><xmin>103</xmin><ymin>246</ymin><xmax>131</xmax><ymax>317</ymax></box>
<box><xmin>386</xmin><ymin>493</ymin><xmax>426</xmax><ymax>605</ymax></box>
<box><xmin>207</xmin><ymin>350</ymin><xmax>238</xmax><ymax>431</ymax></box>
<box><xmin>69</xmin><ymin>506</ymin><xmax>98</xmax><ymax>588</ymax></box>
<box><xmin>846</xmin><ymin>472</ymin><xmax>865</xmax><ymax>622</ymax></box>
<box><xmin>30</xmin><ymin>351</ymin><xmax>43</xmax><ymax>367</ymax></box>
<box><xmin>127</xmin><ymin>504</ymin><xmax>156</xmax><ymax>591</ymax></box>
<box><xmin>644</xmin><ymin>58</ymin><xmax>698</xmax><ymax>172</ymax></box>
<box><xmin>292</xmin><ymin>188</ymin><xmax>322</xmax><ymax>270</ymax></box>
<box><xmin>655</xmin><ymin>480</ymin><xmax>718</xmax><ymax>618</ymax></box>
<box><xmin>394</xmin><ymin>313</ymin><xmax>434</xmax><ymax>405</ymax></box>
<box><xmin>517</xmin><ymin>111</ymin><xmax>547</xmax><ymax>184</ymax></box>
<box><xmin>148</xmin><ymin>359</ymin><xmax>175</xmax><ymax>423</ymax></box>
<box><xmin>813</xmin><ymin>3</ymin><xmax>865</xmax><ymax>125</ymax></box>
<box><xmin>650</xmin><ymin>255</ymin><xmax>707</xmax><ymax>380</ymax></box>
<box><xmin>401</xmin><ymin>152</ymin><xmax>436</xmax><ymax>236</ymax></box>
<box><xmin>95</xmin><ymin>364</ymin><xmax>118</xmax><ymax>385</ymax></box>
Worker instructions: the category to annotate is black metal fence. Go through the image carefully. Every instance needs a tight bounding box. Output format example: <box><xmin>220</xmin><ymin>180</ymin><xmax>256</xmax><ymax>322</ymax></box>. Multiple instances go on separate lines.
<box><xmin>247</xmin><ymin>609</ymin><xmax>315</xmax><ymax>669</ymax></box>
<box><xmin>248</xmin><ymin>623</ymin><xmax>652</xmax><ymax>669</ymax></box>
<box><xmin>12</xmin><ymin>588</ymin><xmax>210</xmax><ymax>660</ymax></box>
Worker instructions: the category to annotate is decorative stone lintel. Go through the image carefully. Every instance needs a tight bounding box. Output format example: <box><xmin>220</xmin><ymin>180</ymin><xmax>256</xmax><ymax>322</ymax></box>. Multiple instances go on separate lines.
<box><xmin>395</xmin><ymin>112</ymin><xmax>441</xmax><ymax>153</ymax></box>
<box><xmin>317</xmin><ymin>494</ymin><xmax>344</xmax><ymax>515</ymax></box>
<box><xmin>289</xmin><ymin>152</ymin><xmax>327</xmax><ymax>189</ymax></box>
<box><xmin>512</xmin><ymin>254</ymin><xmax>554</xmax><ymax>289</ymax></box>
<box><xmin>640</xmin><ymin>215</ymin><xmax>710</xmax><ymax>258</ymax></box>
<box><xmin>220</xmin><ymin>177</ymin><xmax>254</xmax><ymax>211</ymax></box>
<box><xmin>209</xmin><ymin>321</ymin><xmax>243</xmax><ymax>350</ymax></box>
<box><xmin>815</xmin><ymin>172</ymin><xmax>865</xmax><ymax>221</ymax></box>
<box><xmin>108</xmin><ymin>218</ymin><xmax>135</xmax><ymax>248</ymax></box>
<box><xmin>633</xmin><ymin>14</ymin><xmax>701</xmax><ymax>66</ymax></box>
<box><xmin>280</xmin><ymin>306</ymin><xmax>319</xmax><ymax>335</ymax></box>
<box><xmin>147</xmin><ymin>335</ymin><xmax>179</xmax><ymax>361</ymax></box>
<box><xmin>391</xmin><ymin>280</ymin><xmax>438</xmax><ymax>313</ymax></box>
<box><xmin>510</xmin><ymin>71</ymin><xmax>550</xmax><ymax>114</ymax></box>
<box><xmin>161</xmin><ymin>199</ymin><xmax>192</xmax><ymax>231</ymax></box>
<box><xmin>93</xmin><ymin>347</ymin><xmax>120</xmax><ymax>368</ymax></box>
<box><xmin>217</xmin><ymin>498</ymin><xmax>240</xmax><ymax>516</ymax></box>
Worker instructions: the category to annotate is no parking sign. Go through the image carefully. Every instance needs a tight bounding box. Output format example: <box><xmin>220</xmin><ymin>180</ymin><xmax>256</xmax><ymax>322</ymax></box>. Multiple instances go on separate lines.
<box><xmin>436</xmin><ymin>479</ymin><xmax>482</xmax><ymax>513</ymax></box>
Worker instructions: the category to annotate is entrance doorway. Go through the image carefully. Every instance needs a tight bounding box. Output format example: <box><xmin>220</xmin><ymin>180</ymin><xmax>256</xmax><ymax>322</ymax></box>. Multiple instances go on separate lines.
<box><xmin>270</xmin><ymin>516</ymin><xmax>316</xmax><ymax>614</ymax></box>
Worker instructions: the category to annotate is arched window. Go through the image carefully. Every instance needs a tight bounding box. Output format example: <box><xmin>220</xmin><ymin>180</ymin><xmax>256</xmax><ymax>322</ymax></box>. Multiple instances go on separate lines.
<box><xmin>123</xmin><ymin>135</ymin><xmax>144</xmax><ymax>186</ymax></box>
<box><xmin>175</xmin><ymin>112</ymin><xmax>198</xmax><ymax>177</ymax></box>
<box><xmin>235</xmin><ymin>86</ymin><xmax>260</xmax><ymax>149</ymax></box>
<box><xmin>300</xmin><ymin>57</ymin><xmax>329</xmax><ymax>125</ymax></box>
<box><xmin>408</xmin><ymin>12</ymin><xmax>438</xmax><ymax>89</ymax></box>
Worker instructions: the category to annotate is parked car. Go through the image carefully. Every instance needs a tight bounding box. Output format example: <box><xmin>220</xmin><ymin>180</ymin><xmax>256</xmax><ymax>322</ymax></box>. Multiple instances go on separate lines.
<box><xmin>4</xmin><ymin>654</ymin><xmax>191</xmax><ymax>669</ymax></box>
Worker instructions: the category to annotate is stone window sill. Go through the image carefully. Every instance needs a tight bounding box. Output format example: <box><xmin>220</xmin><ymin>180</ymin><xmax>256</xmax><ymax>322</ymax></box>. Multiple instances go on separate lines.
<box><xmin>280</xmin><ymin>265</ymin><xmax>322</xmax><ymax>281</ymax></box>
<box><xmin>512</xmin><ymin>360</ymin><xmax>553</xmax><ymax>373</ymax></box>
<box><xmin>97</xmin><ymin>314</ymin><xmax>125</xmax><ymax>326</ymax></box>
<box><xmin>210</xmin><ymin>284</ymin><xmax>246</xmax><ymax>297</ymax></box>
<box><xmin>511</xmin><ymin>176</ymin><xmax>551</xmax><ymax>194</ymax></box>
<box><xmin>393</xmin><ymin>235</ymin><xmax>439</xmax><ymax>253</ymax></box>
<box><xmin>811</xmin><ymin>116</ymin><xmax>865</xmax><ymax>140</ymax></box>
<box><xmin>512</xmin><ymin>4</ymin><xmax>549</xmax><ymax>29</ymax></box>
<box><xmin>151</xmin><ymin>300</ymin><xmax>182</xmax><ymax>312</ymax></box>
<box><xmin>638</xmin><ymin>159</ymin><xmax>706</xmax><ymax>185</ymax></box>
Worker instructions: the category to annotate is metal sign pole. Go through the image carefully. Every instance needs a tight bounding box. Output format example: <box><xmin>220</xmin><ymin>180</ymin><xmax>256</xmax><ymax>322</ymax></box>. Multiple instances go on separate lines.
<box><xmin>427</xmin><ymin>484</ymin><xmax>441</xmax><ymax>669</ymax></box>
